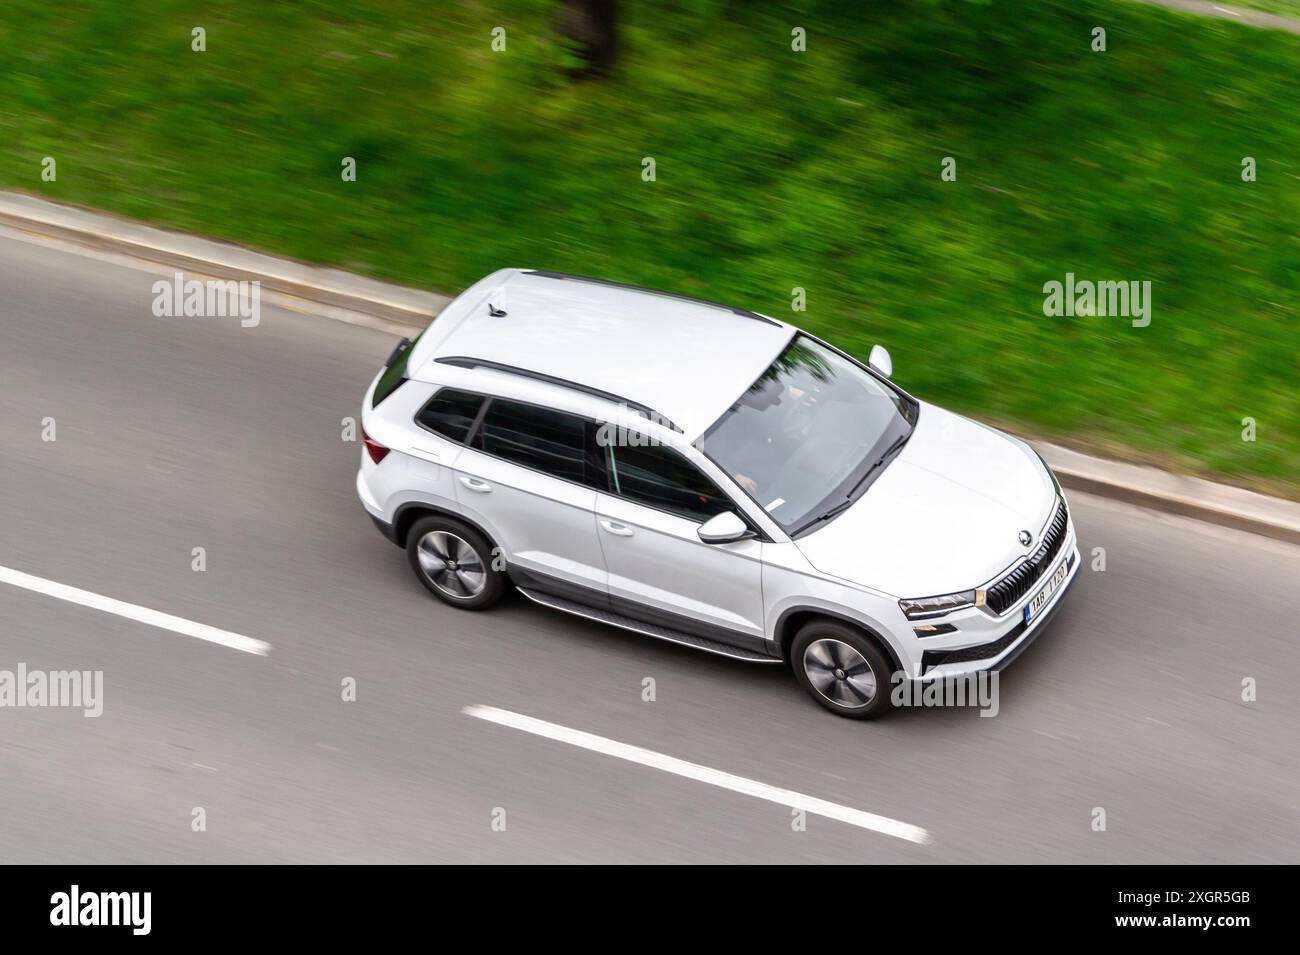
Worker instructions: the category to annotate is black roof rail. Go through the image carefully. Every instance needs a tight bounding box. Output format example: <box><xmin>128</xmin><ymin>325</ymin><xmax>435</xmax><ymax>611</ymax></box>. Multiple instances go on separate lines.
<box><xmin>523</xmin><ymin>270</ymin><xmax>781</xmax><ymax>326</ymax></box>
<box><xmin>434</xmin><ymin>356</ymin><xmax>684</xmax><ymax>433</ymax></box>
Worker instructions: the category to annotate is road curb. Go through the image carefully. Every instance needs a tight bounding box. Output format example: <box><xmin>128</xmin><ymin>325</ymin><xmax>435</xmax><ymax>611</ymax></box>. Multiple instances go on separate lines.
<box><xmin>1038</xmin><ymin>442</ymin><xmax>1300</xmax><ymax>547</ymax></box>
<box><xmin>1129</xmin><ymin>0</ymin><xmax>1300</xmax><ymax>36</ymax></box>
<box><xmin>0</xmin><ymin>191</ymin><xmax>444</xmax><ymax>329</ymax></box>
<box><xmin>4</xmin><ymin>191</ymin><xmax>1298</xmax><ymax>546</ymax></box>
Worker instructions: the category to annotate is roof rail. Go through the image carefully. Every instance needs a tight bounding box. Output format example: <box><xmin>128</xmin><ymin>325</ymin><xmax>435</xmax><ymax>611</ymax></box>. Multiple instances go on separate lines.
<box><xmin>434</xmin><ymin>356</ymin><xmax>684</xmax><ymax>433</ymax></box>
<box><xmin>523</xmin><ymin>270</ymin><xmax>781</xmax><ymax>326</ymax></box>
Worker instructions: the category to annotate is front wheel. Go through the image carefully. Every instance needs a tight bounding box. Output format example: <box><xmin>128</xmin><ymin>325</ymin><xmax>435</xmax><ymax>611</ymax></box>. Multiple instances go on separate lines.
<box><xmin>405</xmin><ymin>515</ymin><xmax>507</xmax><ymax>610</ymax></box>
<box><xmin>790</xmin><ymin>620</ymin><xmax>894</xmax><ymax>719</ymax></box>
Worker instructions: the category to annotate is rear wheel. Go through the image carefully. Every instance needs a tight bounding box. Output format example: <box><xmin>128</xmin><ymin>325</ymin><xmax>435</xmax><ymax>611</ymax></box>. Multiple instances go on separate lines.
<box><xmin>790</xmin><ymin>620</ymin><xmax>894</xmax><ymax>719</ymax></box>
<box><xmin>405</xmin><ymin>515</ymin><xmax>506</xmax><ymax>610</ymax></box>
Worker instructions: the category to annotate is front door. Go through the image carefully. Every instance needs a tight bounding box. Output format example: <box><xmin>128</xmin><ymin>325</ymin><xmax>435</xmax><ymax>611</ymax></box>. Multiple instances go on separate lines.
<box><xmin>597</xmin><ymin>440</ymin><xmax>764</xmax><ymax>652</ymax></box>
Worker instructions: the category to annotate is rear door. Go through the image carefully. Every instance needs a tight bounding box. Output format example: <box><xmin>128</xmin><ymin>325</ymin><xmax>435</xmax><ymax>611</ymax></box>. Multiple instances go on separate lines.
<box><xmin>597</xmin><ymin>440</ymin><xmax>765</xmax><ymax>652</ymax></box>
<box><xmin>450</xmin><ymin>397</ymin><xmax>608</xmax><ymax>606</ymax></box>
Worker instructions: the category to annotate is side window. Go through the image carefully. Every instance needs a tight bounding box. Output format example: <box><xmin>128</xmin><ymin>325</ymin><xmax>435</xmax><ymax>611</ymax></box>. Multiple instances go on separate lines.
<box><xmin>416</xmin><ymin>389</ymin><xmax>485</xmax><ymax>443</ymax></box>
<box><xmin>609</xmin><ymin>442</ymin><xmax>730</xmax><ymax>523</ymax></box>
<box><xmin>475</xmin><ymin>399</ymin><xmax>605</xmax><ymax>489</ymax></box>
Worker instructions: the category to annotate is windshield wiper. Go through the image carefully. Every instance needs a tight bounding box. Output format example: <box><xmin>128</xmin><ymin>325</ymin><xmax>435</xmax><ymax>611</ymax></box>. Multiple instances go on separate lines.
<box><xmin>843</xmin><ymin>432</ymin><xmax>909</xmax><ymax>500</ymax></box>
<box><xmin>789</xmin><ymin>498</ymin><xmax>854</xmax><ymax>536</ymax></box>
<box><xmin>790</xmin><ymin>432</ymin><xmax>910</xmax><ymax>536</ymax></box>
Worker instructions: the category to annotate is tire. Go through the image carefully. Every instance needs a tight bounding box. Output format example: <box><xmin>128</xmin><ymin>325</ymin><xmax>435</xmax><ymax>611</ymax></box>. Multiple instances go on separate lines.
<box><xmin>405</xmin><ymin>515</ymin><xmax>507</xmax><ymax>610</ymax></box>
<box><xmin>790</xmin><ymin>620</ymin><xmax>895</xmax><ymax>719</ymax></box>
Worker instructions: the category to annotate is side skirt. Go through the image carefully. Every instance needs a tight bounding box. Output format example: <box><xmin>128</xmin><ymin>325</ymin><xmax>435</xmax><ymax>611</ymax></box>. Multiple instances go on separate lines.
<box><xmin>515</xmin><ymin>587</ymin><xmax>782</xmax><ymax>665</ymax></box>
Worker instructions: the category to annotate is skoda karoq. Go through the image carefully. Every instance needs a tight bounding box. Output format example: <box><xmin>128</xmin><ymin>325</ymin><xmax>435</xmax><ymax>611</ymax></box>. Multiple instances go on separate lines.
<box><xmin>357</xmin><ymin>269</ymin><xmax>1079</xmax><ymax>718</ymax></box>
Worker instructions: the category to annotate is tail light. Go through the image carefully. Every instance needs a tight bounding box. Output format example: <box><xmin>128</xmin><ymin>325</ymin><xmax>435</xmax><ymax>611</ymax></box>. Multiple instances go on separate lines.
<box><xmin>362</xmin><ymin>427</ymin><xmax>390</xmax><ymax>464</ymax></box>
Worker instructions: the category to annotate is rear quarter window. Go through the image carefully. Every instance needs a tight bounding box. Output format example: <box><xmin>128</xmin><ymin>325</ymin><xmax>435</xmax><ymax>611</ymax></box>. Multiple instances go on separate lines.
<box><xmin>416</xmin><ymin>388</ymin><xmax>486</xmax><ymax>443</ymax></box>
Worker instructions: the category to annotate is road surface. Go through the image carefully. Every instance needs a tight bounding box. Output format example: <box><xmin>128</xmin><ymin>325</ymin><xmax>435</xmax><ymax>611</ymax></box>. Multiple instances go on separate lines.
<box><xmin>1</xmin><ymin>229</ymin><xmax>1297</xmax><ymax>863</ymax></box>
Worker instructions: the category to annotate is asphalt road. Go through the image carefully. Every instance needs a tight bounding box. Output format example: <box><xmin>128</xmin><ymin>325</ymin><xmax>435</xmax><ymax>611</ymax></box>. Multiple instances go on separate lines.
<box><xmin>1</xmin><ymin>228</ymin><xmax>1297</xmax><ymax>864</ymax></box>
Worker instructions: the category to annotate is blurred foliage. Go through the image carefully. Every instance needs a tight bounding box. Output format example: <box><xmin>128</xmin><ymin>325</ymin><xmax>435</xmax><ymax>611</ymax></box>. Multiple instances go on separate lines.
<box><xmin>0</xmin><ymin>0</ymin><xmax>1296</xmax><ymax>490</ymax></box>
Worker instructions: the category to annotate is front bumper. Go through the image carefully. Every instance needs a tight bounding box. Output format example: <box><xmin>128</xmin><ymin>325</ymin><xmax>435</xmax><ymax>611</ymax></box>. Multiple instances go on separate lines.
<box><xmin>915</xmin><ymin>542</ymin><xmax>1080</xmax><ymax>680</ymax></box>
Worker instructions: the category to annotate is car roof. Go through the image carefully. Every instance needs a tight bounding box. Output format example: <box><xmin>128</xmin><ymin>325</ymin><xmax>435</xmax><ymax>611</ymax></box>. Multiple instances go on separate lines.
<box><xmin>406</xmin><ymin>269</ymin><xmax>795</xmax><ymax>439</ymax></box>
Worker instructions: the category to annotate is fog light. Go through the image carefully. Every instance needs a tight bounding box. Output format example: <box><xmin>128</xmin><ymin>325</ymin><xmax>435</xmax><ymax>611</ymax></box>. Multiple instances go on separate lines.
<box><xmin>913</xmin><ymin>623</ymin><xmax>957</xmax><ymax>637</ymax></box>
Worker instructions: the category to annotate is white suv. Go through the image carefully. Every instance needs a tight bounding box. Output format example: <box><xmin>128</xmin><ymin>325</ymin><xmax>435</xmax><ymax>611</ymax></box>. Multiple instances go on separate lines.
<box><xmin>357</xmin><ymin>269</ymin><xmax>1079</xmax><ymax>718</ymax></box>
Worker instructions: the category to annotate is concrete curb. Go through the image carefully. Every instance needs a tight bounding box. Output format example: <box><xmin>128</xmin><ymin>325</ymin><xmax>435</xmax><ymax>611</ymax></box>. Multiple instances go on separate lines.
<box><xmin>1038</xmin><ymin>442</ymin><xmax>1300</xmax><ymax>546</ymax></box>
<box><xmin>0</xmin><ymin>191</ymin><xmax>447</xmax><ymax>329</ymax></box>
<box><xmin>4</xmin><ymin>191</ymin><xmax>1299</xmax><ymax>546</ymax></box>
<box><xmin>1129</xmin><ymin>0</ymin><xmax>1300</xmax><ymax>36</ymax></box>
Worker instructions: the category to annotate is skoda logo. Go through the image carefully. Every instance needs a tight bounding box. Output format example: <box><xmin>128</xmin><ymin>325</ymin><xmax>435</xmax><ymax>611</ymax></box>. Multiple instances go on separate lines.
<box><xmin>1018</xmin><ymin>530</ymin><xmax>1033</xmax><ymax>547</ymax></box>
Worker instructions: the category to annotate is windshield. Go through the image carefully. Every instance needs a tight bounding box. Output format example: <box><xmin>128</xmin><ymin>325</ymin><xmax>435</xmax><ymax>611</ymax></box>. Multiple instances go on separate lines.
<box><xmin>698</xmin><ymin>334</ymin><xmax>915</xmax><ymax>534</ymax></box>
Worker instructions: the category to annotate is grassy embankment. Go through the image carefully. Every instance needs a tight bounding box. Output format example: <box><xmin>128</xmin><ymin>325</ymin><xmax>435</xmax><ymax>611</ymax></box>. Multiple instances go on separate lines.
<box><xmin>1</xmin><ymin>1</ymin><xmax>1296</xmax><ymax>491</ymax></box>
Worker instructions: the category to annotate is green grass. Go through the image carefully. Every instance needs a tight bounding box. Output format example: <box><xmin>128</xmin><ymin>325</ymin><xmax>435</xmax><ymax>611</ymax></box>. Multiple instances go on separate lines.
<box><xmin>1</xmin><ymin>1</ymin><xmax>1297</xmax><ymax>492</ymax></box>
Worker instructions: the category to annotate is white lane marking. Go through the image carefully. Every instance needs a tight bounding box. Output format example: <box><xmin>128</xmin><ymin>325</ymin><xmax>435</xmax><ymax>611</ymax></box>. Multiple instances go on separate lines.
<box><xmin>463</xmin><ymin>704</ymin><xmax>932</xmax><ymax>845</ymax></box>
<box><xmin>0</xmin><ymin>564</ymin><xmax>271</xmax><ymax>656</ymax></box>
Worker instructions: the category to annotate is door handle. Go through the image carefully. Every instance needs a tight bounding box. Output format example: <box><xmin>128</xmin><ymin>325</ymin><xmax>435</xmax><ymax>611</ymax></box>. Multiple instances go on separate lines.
<box><xmin>458</xmin><ymin>476</ymin><xmax>492</xmax><ymax>493</ymax></box>
<box><xmin>600</xmin><ymin>520</ymin><xmax>634</xmax><ymax>537</ymax></box>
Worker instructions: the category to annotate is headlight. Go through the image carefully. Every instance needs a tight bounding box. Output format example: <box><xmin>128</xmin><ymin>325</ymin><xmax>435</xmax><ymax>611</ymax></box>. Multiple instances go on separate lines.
<box><xmin>899</xmin><ymin>590</ymin><xmax>978</xmax><ymax>620</ymax></box>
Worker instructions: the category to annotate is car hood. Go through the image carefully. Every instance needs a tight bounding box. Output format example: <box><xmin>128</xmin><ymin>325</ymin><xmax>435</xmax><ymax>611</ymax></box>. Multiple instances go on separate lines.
<box><xmin>794</xmin><ymin>403</ymin><xmax>1057</xmax><ymax>597</ymax></box>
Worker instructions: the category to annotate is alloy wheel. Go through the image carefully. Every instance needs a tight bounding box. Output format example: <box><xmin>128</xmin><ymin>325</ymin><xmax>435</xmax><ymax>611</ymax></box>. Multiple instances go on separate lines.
<box><xmin>415</xmin><ymin>531</ymin><xmax>487</xmax><ymax>599</ymax></box>
<box><xmin>803</xmin><ymin>638</ymin><xmax>877</xmax><ymax>708</ymax></box>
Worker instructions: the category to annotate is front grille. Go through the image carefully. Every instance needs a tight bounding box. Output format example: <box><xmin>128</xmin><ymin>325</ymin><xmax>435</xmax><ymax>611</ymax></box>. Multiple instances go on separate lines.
<box><xmin>923</xmin><ymin>549</ymin><xmax>1076</xmax><ymax>673</ymax></box>
<box><xmin>985</xmin><ymin>500</ymin><xmax>1069</xmax><ymax>615</ymax></box>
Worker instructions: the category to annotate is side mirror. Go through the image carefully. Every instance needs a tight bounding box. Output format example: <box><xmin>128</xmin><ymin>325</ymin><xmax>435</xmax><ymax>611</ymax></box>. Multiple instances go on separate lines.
<box><xmin>697</xmin><ymin>510</ymin><xmax>751</xmax><ymax>544</ymax></box>
<box><xmin>868</xmin><ymin>344</ymin><xmax>893</xmax><ymax>378</ymax></box>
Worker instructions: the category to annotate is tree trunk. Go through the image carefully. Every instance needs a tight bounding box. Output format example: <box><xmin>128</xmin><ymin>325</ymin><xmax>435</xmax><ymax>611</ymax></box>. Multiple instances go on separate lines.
<box><xmin>558</xmin><ymin>0</ymin><xmax>618</xmax><ymax>75</ymax></box>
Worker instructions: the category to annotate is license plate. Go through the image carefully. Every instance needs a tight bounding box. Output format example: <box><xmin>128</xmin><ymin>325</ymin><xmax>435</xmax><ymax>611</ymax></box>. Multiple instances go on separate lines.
<box><xmin>1024</xmin><ymin>559</ymin><xmax>1069</xmax><ymax>624</ymax></box>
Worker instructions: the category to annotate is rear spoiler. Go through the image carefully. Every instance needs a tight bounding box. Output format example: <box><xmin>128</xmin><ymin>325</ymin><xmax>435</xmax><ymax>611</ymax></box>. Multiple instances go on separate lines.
<box><xmin>372</xmin><ymin>335</ymin><xmax>419</xmax><ymax>407</ymax></box>
<box><xmin>385</xmin><ymin>336</ymin><xmax>413</xmax><ymax>368</ymax></box>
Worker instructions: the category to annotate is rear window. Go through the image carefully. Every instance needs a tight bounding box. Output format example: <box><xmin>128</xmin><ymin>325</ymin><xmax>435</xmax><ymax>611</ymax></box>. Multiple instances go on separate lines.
<box><xmin>416</xmin><ymin>389</ymin><xmax>485</xmax><ymax>443</ymax></box>
<box><xmin>475</xmin><ymin>399</ymin><xmax>606</xmax><ymax>489</ymax></box>
<box><xmin>371</xmin><ymin>332</ymin><xmax>423</xmax><ymax>407</ymax></box>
